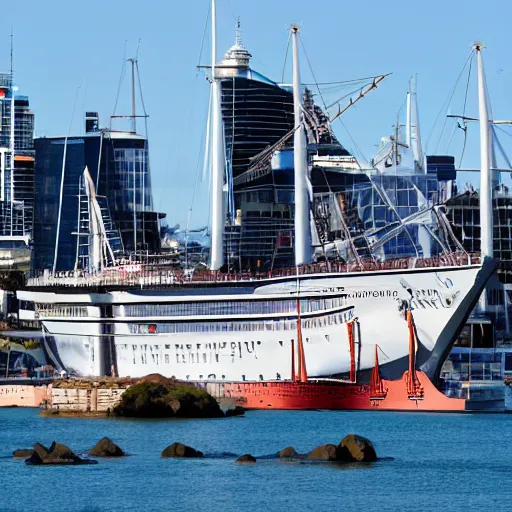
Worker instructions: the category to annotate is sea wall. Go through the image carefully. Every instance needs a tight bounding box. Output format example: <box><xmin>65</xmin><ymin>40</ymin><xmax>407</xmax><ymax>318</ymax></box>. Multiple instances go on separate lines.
<box><xmin>49</xmin><ymin>387</ymin><xmax>128</xmax><ymax>414</ymax></box>
<box><xmin>0</xmin><ymin>383</ymin><xmax>51</xmax><ymax>407</ymax></box>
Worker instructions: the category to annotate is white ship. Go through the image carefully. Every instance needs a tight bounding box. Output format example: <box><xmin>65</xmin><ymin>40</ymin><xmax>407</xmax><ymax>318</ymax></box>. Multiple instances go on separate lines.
<box><xmin>17</xmin><ymin>7</ymin><xmax>496</xmax><ymax>383</ymax></box>
<box><xmin>17</xmin><ymin>258</ymin><xmax>494</xmax><ymax>381</ymax></box>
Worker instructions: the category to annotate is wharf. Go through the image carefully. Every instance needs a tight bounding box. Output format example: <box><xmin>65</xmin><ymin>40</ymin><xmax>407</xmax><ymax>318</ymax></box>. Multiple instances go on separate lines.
<box><xmin>41</xmin><ymin>377</ymin><xmax>134</xmax><ymax>416</ymax></box>
<box><xmin>0</xmin><ymin>378</ymin><xmax>53</xmax><ymax>408</ymax></box>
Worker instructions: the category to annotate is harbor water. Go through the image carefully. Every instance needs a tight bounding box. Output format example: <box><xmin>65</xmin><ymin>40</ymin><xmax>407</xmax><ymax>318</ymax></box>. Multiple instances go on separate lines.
<box><xmin>1</xmin><ymin>408</ymin><xmax>512</xmax><ymax>512</ymax></box>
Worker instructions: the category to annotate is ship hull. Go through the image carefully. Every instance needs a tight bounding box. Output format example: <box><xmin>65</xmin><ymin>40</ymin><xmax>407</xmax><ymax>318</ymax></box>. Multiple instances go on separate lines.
<box><xmin>18</xmin><ymin>259</ymin><xmax>495</xmax><ymax>381</ymax></box>
<box><xmin>215</xmin><ymin>372</ymin><xmax>468</xmax><ymax>412</ymax></box>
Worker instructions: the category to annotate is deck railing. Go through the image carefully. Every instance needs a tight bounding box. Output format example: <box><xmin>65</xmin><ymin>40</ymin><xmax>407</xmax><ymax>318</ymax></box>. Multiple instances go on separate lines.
<box><xmin>26</xmin><ymin>252</ymin><xmax>481</xmax><ymax>290</ymax></box>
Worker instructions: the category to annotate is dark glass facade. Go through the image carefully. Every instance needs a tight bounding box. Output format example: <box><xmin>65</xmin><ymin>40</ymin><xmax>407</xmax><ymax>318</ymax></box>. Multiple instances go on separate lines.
<box><xmin>33</xmin><ymin>131</ymin><xmax>163</xmax><ymax>273</ymax></box>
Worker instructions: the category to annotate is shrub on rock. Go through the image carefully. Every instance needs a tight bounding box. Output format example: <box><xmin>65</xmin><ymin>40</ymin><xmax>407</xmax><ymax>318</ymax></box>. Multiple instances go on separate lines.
<box><xmin>337</xmin><ymin>434</ymin><xmax>377</xmax><ymax>462</ymax></box>
<box><xmin>89</xmin><ymin>437</ymin><xmax>125</xmax><ymax>457</ymax></box>
<box><xmin>161</xmin><ymin>442</ymin><xmax>203</xmax><ymax>458</ymax></box>
<box><xmin>114</xmin><ymin>379</ymin><xmax>223</xmax><ymax>419</ymax></box>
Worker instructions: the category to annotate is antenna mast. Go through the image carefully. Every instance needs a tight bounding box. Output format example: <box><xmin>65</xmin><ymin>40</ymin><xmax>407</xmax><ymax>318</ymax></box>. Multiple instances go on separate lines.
<box><xmin>9</xmin><ymin>28</ymin><xmax>15</xmax><ymax>236</ymax></box>
<box><xmin>128</xmin><ymin>57</ymin><xmax>137</xmax><ymax>134</ymax></box>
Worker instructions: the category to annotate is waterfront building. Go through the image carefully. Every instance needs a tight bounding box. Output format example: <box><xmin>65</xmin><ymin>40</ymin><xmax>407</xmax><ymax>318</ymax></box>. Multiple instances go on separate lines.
<box><xmin>0</xmin><ymin>71</ymin><xmax>35</xmax><ymax>272</ymax></box>
<box><xmin>444</xmin><ymin>185</ymin><xmax>512</xmax><ymax>344</ymax></box>
<box><xmin>32</xmin><ymin>114</ymin><xmax>164</xmax><ymax>273</ymax></box>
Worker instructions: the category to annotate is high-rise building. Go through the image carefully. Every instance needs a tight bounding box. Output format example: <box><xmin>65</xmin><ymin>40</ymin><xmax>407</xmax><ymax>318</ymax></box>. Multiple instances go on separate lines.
<box><xmin>0</xmin><ymin>72</ymin><xmax>35</xmax><ymax>271</ymax></box>
<box><xmin>32</xmin><ymin>116</ymin><xmax>164</xmax><ymax>273</ymax></box>
<box><xmin>218</xmin><ymin>24</ymin><xmax>358</xmax><ymax>270</ymax></box>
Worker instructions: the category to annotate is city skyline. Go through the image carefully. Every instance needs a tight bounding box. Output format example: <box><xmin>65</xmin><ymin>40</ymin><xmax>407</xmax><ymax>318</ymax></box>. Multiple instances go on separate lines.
<box><xmin>0</xmin><ymin>0</ymin><xmax>510</xmax><ymax>228</ymax></box>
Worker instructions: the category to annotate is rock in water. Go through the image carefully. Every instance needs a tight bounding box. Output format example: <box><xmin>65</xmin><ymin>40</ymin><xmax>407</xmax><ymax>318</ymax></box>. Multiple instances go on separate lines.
<box><xmin>225</xmin><ymin>406</ymin><xmax>246</xmax><ymax>417</ymax></box>
<box><xmin>25</xmin><ymin>442</ymin><xmax>97</xmax><ymax>465</ymax></box>
<box><xmin>25</xmin><ymin>443</ymin><xmax>50</xmax><ymax>464</ymax></box>
<box><xmin>114</xmin><ymin>378</ymin><xmax>224</xmax><ymax>418</ymax></box>
<box><xmin>12</xmin><ymin>449</ymin><xmax>34</xmax><ymax>458</ymax></box>
<box><xmin>47</xmin><ymin>442</ymin><xmax>77</xmax><ymax>461</ymax></box>
<box><xmin>337</xmin><ymin>434</ymin><xmax>377</xmax><ymax>462</ymax></box>
<box><xmin>89</xmin><ymin>437</ymin><xmax>125</xmax><ymax>457</ymax></box>
<box><xmin>161</xmin><ymin>442</ymin><xmax>203</xmax><ymax>458</ymax></box>
<box><xmin>306</xmin><ymin>444</ymin><xmax>338</xmax><ymax>461</ymax></box>
<box><xmin>235</xmin><ymin>454</ymin><xmax>256</xmax><ymax>464</ymax></box>
<box><xmin>278</xmin><ymin>447</ymin><xmax>298</xmax><ymax>459</ymax></box>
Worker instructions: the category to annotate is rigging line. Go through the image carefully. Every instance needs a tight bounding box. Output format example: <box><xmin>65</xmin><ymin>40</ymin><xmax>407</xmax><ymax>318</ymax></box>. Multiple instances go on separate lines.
<box><xmin>299</xmin><ymin>33</ymin><xmax>327</xmax><ymax>111</ymax></box>
<box><xmin>492</xmin><ymin>125</ymin><xmax>512</xmax><ymax>170</ymax></box>
<box><xmin>226</xmin><ymin>0</ymin><xmax>238</xmax><ymax>21</ymax></box>
<box><xmin>428</xmin><ymin>49</ymin><xmax>474</xmax><ymax>154</ymax></box>
<box><xmin>135</xmin><ymin>61</ymin><xmax>148</xmax><ymax>117</ymax></box>
<box><xmin>111</xmin><ymin>41</ymin><xmax>128</xmax><ymax>124</ymax></box>
<box><xmin>494</xmin><ymin>125</ymin><xmax>512</xmax><ymax>138</ymax></box>
<box><xmin>281</xmin><ymin>31</ymin><xmax>292</xmax><ymax>84</ymax></box>
<box><xmin>457</xmin><ymin>57</ymin><xmax>473</xmax><ymax>169</ymax></box>
<box><xmin>304</xmin><ymin>76</ymin><xmax>388</xmax><ymax>86</ymax></box>
<box><xmin>446</xmin><ymin>121</ymin><xmax>459</xmax><ymax>154</ymax></box>
<box><xmin>197</xmin><ymin>2</ymin><xmax>211</xmax><ymax>71</ymax></box>
<box><xmin>135</xmin><ymin>60</ymin><xmax>149</xmax><ymax>245</ymax></box>
<box><xmin>299</xmin><ymin>30</ymin><xmax>358</xmax><ymax>190</ymax></box>
<box><xmin>461</xmin><ymin>56</ymin><xmax>473</xmax><ymax>118</ymax></box>
<box><xmin>458</xmin><ymin>59</ymin><xmax>473</xmax><ymax>169</ymax></box>
<box><xmin>53</xmin><ymin>85</ymin><xmax>81</xmax><ymax>274</ymax></box>
<box><xmin>336</xmin><ymin>117</ymin><xmax>369</xmax><ymax>164</ymax></box>
<box><xmin>135</xmin><ymin>38</ymin><xmax>141</xmax><ymax>61</ymax></box>
<box><xmin>190</xmin><ymin>88</ymin><xmax>212</xmax><ymax>227</ymax></box>
<box><xmin>325</xmin><ymin>83</ymin><xmax>376</xmax><ymax>110</ymax></box>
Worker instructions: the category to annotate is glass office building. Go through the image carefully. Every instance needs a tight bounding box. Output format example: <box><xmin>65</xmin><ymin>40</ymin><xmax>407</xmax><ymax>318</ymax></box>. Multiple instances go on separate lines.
<box><xmin>33</xmin><ymin>117</ymin><xmax>164</xmax><ymax>273</ymax></box>
<box><xmin>0</xmin><ymin>72</ymin><xmax>35</xmax><ymax>272</ymax></box>
<box><xmin>216</xmin><ymin>31</ymin><xmax>451</xmax><ymax>269</ymax></box>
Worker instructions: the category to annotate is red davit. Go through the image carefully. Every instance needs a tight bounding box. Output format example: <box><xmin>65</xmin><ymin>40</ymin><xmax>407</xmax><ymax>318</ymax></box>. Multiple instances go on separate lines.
<box><xmin>222</xmin><ymin>312</ymin><xmax>467</xmax><ymax>412</ymax></box>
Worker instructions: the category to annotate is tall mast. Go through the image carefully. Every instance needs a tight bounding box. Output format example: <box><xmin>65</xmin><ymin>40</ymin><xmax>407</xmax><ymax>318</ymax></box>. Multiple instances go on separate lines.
<box><xmin>405</xmin><ymin>76</ymin><xmax>424</xmax><ymax>171</ymax></box>
<box><xmin>210</xmin><ymin>0</ymin><xmax>225</xmax><ymax>270</ymax></box>
<box><xmin>128</xmin><ymin>58</ymin><xmax>137</xmax><ymax>134</ymax></box>
<box><xmin>474</xmin><ymin>43</ymin><xmax>493</xmax><ymax>262</ymax></box>
<box><xmin>291</xmin><ymin>26</ymin><xmax>311</xmax><ymax>266</ymax></box>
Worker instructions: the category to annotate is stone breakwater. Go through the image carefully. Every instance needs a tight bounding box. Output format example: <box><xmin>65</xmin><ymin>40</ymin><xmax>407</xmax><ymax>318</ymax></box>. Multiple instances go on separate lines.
<box><xmin>13</xmin><ymin>435</ymin><xmax>379</xmax><ymax>467</ymax></box>
<box><xmin>41</xmin><ymin>374</ymin><xmax>242</xmax><ymax>418</ymax></box>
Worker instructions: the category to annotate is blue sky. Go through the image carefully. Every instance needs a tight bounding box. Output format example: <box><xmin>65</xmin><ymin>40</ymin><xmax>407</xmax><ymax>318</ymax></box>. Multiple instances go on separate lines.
<box><xmin>1</xmin><ymin>0</ymin><xmax>511</xmax><ymax>227</ymax></box>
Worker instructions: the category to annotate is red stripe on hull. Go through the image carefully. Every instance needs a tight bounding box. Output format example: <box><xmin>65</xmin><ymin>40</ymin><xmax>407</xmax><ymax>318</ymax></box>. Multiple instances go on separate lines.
<box><xmin>223</xmin><ymin>371</ymin><xmax>466</xmax><ymax>412</ymax></box>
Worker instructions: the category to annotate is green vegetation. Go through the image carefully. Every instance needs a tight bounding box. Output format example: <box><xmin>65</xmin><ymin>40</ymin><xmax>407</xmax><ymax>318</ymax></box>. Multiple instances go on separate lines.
<box><xmin>114</xmin><ymin>381</ymin><xmax>224</xmax><ymax>418</ymax></box>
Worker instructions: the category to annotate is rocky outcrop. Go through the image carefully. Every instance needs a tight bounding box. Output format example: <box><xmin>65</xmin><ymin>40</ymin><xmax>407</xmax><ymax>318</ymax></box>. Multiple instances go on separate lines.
<box><xmin>114</xmin><ymin>377</ymin><xmax>223</xmax><ymax>419</ymax></box>
<box><xmin>225</xmin><ymin>406</ymin><xmax>246</xmax><ymax>417</ymax></box>
<box><xmin>160</xmin><ymin>443</ymin><xmax>203</xmax><ymax>458</ymax></box>
<box><xmin>12</xmin><ymin>449</ymin><xmax>34</xmax><ymax>458</ymax></box>
<box><xmin>25</xmin><ymin>442</ymin><xmax>97</xmax><ymax>465</ymax></box>
<box><xmin>278</xmin><ymin>446</ymin><xmax>298</xmax><ymax>459</ymax></box>
<box><xmin>235</xmin><ymin>454</ymin><xmax>256</xmax><ymax>464</ymax></box>
<box><xmin>337</xmin><ymin>434</ymin><xmax>377</xmax><ymax>462</ymax></box>
<box><xmin>307</xmin><ymin>444</ymin><xmax>338</xmax><ymax>461</ymax></box>
<box><xmin>89</xmin><ymin>437</ymin><xmax>126</xmax><ymax>457</ymax></box>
